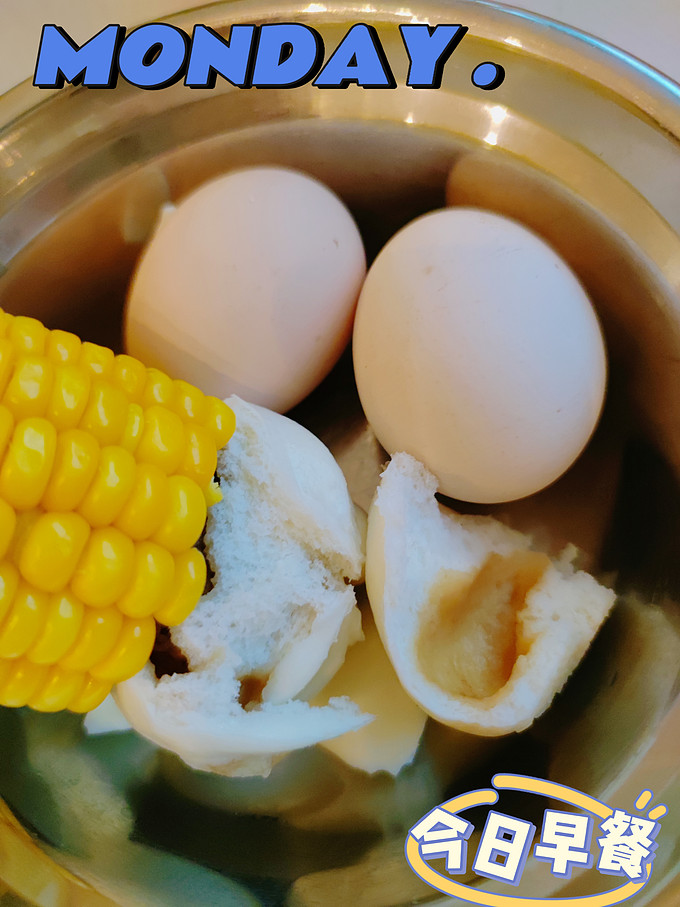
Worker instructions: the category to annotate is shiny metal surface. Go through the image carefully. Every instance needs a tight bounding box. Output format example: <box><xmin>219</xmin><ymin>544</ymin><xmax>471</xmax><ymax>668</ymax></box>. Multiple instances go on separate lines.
<box><xmin>0</xmin><ymin>2</ymin><xmax>677</xmax><ymax>904</ymax></box>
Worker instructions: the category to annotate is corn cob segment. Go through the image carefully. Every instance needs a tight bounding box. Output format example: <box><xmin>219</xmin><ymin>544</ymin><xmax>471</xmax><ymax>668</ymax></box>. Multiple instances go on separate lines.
<box><xmin>0</xmin><ymin>311</ymin><xmax>235</xmax><ymax>712</ymax></box>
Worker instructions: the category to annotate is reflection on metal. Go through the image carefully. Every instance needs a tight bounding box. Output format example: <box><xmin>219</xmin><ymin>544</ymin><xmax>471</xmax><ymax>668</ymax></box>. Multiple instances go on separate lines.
<box><xmin>483</xmin><ymin>105</ymin><xmax>507</xmax><ymax>145</ymax></box>
<box><xmin>487</xmin><ymin>103</ymin><xmax>508</xmax><ymax>125</ymax></box>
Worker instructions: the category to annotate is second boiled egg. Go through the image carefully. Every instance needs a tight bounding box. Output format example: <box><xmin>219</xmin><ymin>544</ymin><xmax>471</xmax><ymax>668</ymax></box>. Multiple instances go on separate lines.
<box><xmin>353</xmin><ymin>208</ymin><xmax>607</xmax><ymax>504</ymax></box>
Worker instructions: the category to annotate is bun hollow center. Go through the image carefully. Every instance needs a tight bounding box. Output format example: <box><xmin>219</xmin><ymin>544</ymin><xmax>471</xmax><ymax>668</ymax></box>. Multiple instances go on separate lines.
<box><xmin>416</xmin><ymin>551</ymin><xmax>550</xmax><ymax>700</ymax></box>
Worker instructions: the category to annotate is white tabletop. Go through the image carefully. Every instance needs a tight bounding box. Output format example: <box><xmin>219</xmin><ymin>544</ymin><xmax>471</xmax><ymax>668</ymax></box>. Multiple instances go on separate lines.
<box><xmin>1</xmin><ymin>0</ymin><xmax>680</xmax><ymax>94</ymax></box>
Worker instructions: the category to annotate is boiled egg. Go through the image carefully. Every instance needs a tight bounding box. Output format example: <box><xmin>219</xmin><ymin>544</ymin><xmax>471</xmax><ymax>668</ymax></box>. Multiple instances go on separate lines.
<box><xmin>352</xmin><ymin>208</ymin><xmax>607</xmax><ymax>503</ymax></box>
<box><xmin>126</xmin><ymin>167</ymin><xmax>366</xmax><ymax>413</ymax></box>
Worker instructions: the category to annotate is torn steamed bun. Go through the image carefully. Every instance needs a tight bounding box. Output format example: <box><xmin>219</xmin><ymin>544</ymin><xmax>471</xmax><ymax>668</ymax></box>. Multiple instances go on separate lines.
<box><xmin>115</xmin><ymin>396</ymin><xmax>370</xmax><ymax>776</ymax></box>
<box><xmin>365</xmin><ymin>453</ymin><xmax>616</xmax><ymax>736</ymax></box>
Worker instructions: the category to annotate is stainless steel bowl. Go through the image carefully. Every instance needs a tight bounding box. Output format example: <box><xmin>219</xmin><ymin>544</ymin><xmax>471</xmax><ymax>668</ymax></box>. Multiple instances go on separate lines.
<box><xmin>0</xmin><ymin>2</ymin><xmax>678</xmax><ymax>904</ymax></box>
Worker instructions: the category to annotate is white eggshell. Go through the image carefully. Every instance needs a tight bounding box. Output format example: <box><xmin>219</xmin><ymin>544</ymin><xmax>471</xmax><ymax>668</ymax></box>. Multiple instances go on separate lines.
<box><xmin>353</xmin><ymin>208</ymin><xmax>607</xmax><ymax>503</ymax></box>
<box><xmin>125</xmin><ymin>167</ymin><xmax>366</xmax><ymax>413</ymax></box>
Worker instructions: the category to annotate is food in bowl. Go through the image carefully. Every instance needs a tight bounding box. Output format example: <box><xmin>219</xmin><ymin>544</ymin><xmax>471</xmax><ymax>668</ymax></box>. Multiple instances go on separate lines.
<box><xmin>0</xmin><ymin>167</ymin><xmax>616</xmax><ymax>766</ymax></box>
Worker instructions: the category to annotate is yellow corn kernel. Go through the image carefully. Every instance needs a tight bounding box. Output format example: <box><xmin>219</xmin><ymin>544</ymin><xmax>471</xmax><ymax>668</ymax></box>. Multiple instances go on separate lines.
<box><xmin>174</xmin><ymin>380</ymin><xmax>207</xmax><ymax>422</ymax></box>
<box><xmin>119</xmin><ymin>403</ymin><xmax>144</xmax><ymax>453</ymax></box>
<box><xmin>114</xmin><ymin>463</ymin><xmax>168</xmax><ymax>541</ymax></box>
<box><xmin>78</xmin><ymin>381</ymin><xmax>128</xmax><ymax>446</ymax></box>
<box><xmin>142</xmin><ymin>368</ymin><xmax>174</xmax><ymax>408</ymax></box>
<box><xmin>90</xmin><ymin>615</ymin><xmax>155</xmax><ymax>682</ymax></box>
<box><xmin>0</xmin><ymin>311</ymin><xmax>12</xmax><ymax>337</ymax></box>
<box><xmin>0</xmin><ymin>658</ymin><xmax>13</xmax><ymax>690</ymax></box>
<box><xmin>0</xmin><ymin>418</ymin><xmax>57</xmax><ymax>510</ymax></box>
<box><xmin>19</xmin><ymin>512</ymin><xmax>90</xmax><ymax>593</ymax></box>
<box><xmin>118</xmin><ymin>542</ymin><xmax>174</xmax><ymax>618</ymax></box>
<box><xmin>5</xmin><ymin>510</ymin><xmax>40</xmax><ymax>570</ymax></box>
<box><xmin>47</xmin><ymin>329</ymin><xmax>81</xmax><ymax>364</ymax></box>
<box><xmin>0</xmin><ymin>405</ymin><xmax>13</xmax><ymax>466</ymax></box>
<box><xmin>153</xmin><ymin>547</ymin><xmax>206</xmax><ymax>626</ymax></box>
<box><xmin>0</xmin><ymin>582</ymin><xmax>49</xmax><ymax>658</ymax></box>
<box><xmin>28</xmin><ymin>665</ymin><xmax>86</xmax><ymax>712</ymax></box>
<box><xmin>27</xmin><ymin>591</ymin><xmax>85</xmax><ymax>664</ymax></box>
<box><xmin>70</xmin><ymin>527</ymin><xmax>135</xmax><ymax>608</ymax></box>
<box><xmin>204</xmin><ymin>397</ymin><xmax>236</xmax><ymax>449</ymax></box>
<box><xmin>205</xmin><ymin>479</ymin><xmax>222</xmax><ymax>507</ymax></box>
<box><xmin>136</xmin><ymin>405</ymin><xmax>185</xmax><ymax>475</ymax></box>
<box><xmin>3</xmin><ymin>356</ymin><xmax>54</xmax><ymax>419</ymax></box>
<box><xmin>112</xmin><ymin>354</ymin><xmax>147</xmax><ymax>402</ymax></box>
<box><xmin>0</xmin><ymin>659</ymin><xmax>50</xmax><ymax>708</ymax></box>
<box><xmin>0</xmin><ymin>499</ymin><xmax>16</xmax><ymax>561</ymax></box>
<box><xmin>9</xmin><ymin>316</ymin><xmax>46</xmax><ymax>356</ymax></box>
<box><xmin>0</xmin><ymin>339</ymin><xmax>15</xmax><ymax>399</ymax></box>
<box><xmin>152</xmin><ymin>475</ymin><xmax>206</xmax><ymax>554</ymax></box>
<box><xmin>42</xmin><ymin>429</ymin><xmax>100</xmax><ymax>512</ymax></box>
<box><xmin>178</xmin><ymin>424</ymin><xmax>217</xmax><ymax>491</ymax></box>
<box><xmin>78</xmin><ymin>446</ymin><xmax>136</xmax><ymax>528</ymax></box>
<box><xmin>80</xmin><ymin>342</ymin><xmax>114</xmax><ymax>378</ymax></box>
<box><xmin>66</xmin><ymin>674</ymin><xmax>110</xmax><ymax>712</ymax></box>
<box><xmin>60</xmin><ymin>604</ymin><xmax>123</xmax><ymax>671</ymax></box>
<box><xmin>47</xmin><ymin>362</ymin><xmax>91</xmax><ymax>430</ymax></box>
<box><xmin>0</xmin><ymin>563</ymin><xmax>20</xmax><ymax>627</ymax></box>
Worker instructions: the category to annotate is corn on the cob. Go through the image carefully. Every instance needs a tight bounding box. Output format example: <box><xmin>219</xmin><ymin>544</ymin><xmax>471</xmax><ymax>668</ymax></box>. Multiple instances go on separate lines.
<box><xmin>0</xmin><ymin>310</ymin><xmax>235</xmax><ymax>713</ymax></box>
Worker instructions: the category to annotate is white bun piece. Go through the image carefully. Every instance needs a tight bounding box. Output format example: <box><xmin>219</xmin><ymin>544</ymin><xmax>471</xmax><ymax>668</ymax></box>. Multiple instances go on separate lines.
<box><xmin>115</xmin><ymin>396</ymin><xmax>369</xmax><ymax>776</ymax></box>
<box><xmin>366</xmin><ymin>453</ymin><xmax>616</xmax><ymax>737</ymax></box>
<box><xmin>312</xmin><ymin>597</ymin><xmax>427</xmax><ymax>776</ymax></box>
